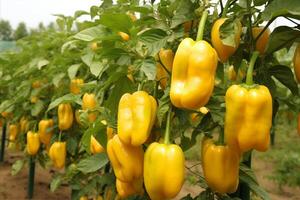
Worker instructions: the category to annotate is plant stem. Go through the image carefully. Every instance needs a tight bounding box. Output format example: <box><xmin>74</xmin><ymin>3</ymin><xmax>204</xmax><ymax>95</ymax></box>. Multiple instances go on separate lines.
<box><xmin>58</xmin><ymin>130</ymin><xmax>62</xmax><ymax>142</ymax></box>
<box><xmin>164</xmin><ymin>107</ymin><xmax>172</xmax><ymax>145</ymax></box>
<box><xmin>246</xmin><ymin>0</ymin><xmax>254</xmax><ymax>52</ymax></box>
<box><xmin>196</xmin><ymin>10</ymin><xmax>208</xmax><ymax>41</ymax></box>
<box><xmin>219</xmin><ymin>0</ymin><xmax>224</xmax><ymax>16</ymax></box>
<box><xmin>246</xmin><ymin>51</ymin><xmax>259</xmax><ymax>85</ymax></box>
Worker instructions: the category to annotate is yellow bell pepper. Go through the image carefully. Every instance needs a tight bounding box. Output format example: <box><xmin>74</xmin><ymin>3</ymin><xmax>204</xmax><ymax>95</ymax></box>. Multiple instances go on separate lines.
<box><xmin>211</xmin><ymin>18</ymin><xmax>242</xmax><ymax>63</ymax></box>
<box><xmin>27</xmin><ymin>131</ymin><xmax>40</xmax><ymax>156</ymax></box>
<box><xmin>101</xmin><ymin>120</ymin><xmax>115</xmax><ymax>140</ymax></box>
<box><xmin>118</xmin><ymin>32</ymin><xmax>130</xmax><ymax>41</ymax></box>
<box><xmin>49</xmin><ymin>141</ymin><xmax>66</xmax><ymax>169</ymax></box>
<box><xmin>107</xmin><ymin>135</ymin><xmax>144</xmax><ymax>182</ymax></box>
<box><xmin>90</xmin><ymin>135</ymin><xmax>104</xmax><ymax>154</ymax></box>
<box><xmin>118</xmin><ymin>91</ymin><xmax>157</xmax><ymax>146</ymax></box>
<box><xmin>170</xmin><ymin>38</ymin><xmax>218</xmax><ymax>110</ymax></box>
<box><xmin>9</xmin><ymin>124</ymin><xmax>19</xmax><ymax>141</ymax></box>
<box><xmin>252</xmin><ymin>27</ymin><xmax>270</xmax><ymax>55</ymax></box>
<box><xmin>30</xmin><ymin>96</ymin><xmax>39</xmax><ymax>103</ymax></box>
<box><xmin>144</xmin><ymin>142</ymin><xmax>185</xmax><ymax>200</ymax></box>
<box><xmin>70</xmin><ymin>78</ymin><xmax>84</xmax><ymax>94</ymax></box>
<box><xmin>294</xmin><ymin>43</ymin><xmax>300</xmax><ymax>83</ymax></box>
<box><xmin>225</xmin><ymin>84</ymin><xmax>272</xmax><ymax>153</ymax></box>
<box><xmin>201</xmin><ymin>137</ymin><xmax>240</xmax><ymax>194</ymax></box>
<box><xmin>228</xmin><ymin>65</ymin><xmax>237</xmax><ymax>81</ymax></box>
<box><xmin>58</xmin><ymin>103</ymin><xmax>73</xmax><ymax>130</ymax></box>
<box><xmin>38</xmin><ymin>119</ymin><xmax>54</xmax><ymax>145</ymax></box>
<box><xmin>1</xmin><ymin>111</ymin><xmax>12</xmax><ymax>119</ymax></box>
<box><xmin>116</xmin><ymin>178</ymin><xmax>143</xmax><ymax>198</ymax></box>
<box><xmin>20</xmin><ymin>117</ymin><xmax>29</xmax><ymax>133</ymax></box>
<box><xmin>156</xmin><ymin>49</ymin><xmax>174</xmax><ymax>89</ymax></box>
<box><xmin>82</xmin><ymin>93</ymin><xmax>98</xmax><ymax>122</ymax></box>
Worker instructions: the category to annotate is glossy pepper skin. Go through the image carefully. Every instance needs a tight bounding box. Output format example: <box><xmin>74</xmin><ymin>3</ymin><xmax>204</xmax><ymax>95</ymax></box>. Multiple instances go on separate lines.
<box><xmin>118</xmin><ymin>32</ymin><xmax>130</xmax><ymax>41</ymax></box>
<box><xmin>27</xmin><ymin>131</ymin><xmax>40</xmax><ymax>155</ymax></box>
<box><xmin>211</xmin><ymin>18</ymin><xmax>242</xmax><ymax>62</ymax></box>
<box><xmin>118</xmin><ymin>91</ymin><xmax>157</xmax><ymax>146</ymax></box>
<box><xmin>38</xmin><ymin>119</ymin><xmax>54</xmax><ymax>145</ymax></box>
<box><xmin>170</xmin><ymin>38</ymin><xmax>218</xmax><ymax>110</ymax></box>
<box><xmin>82</xmin><ymin>93</ymin><xmax>98</xmax><ymax>122</ymax></box>
<box><xmin>293</xmin><ymin>44</ymin><xmax>300</xmax><ymax>83</ymax></box>
<box><xmin>116</xmin><ymin>178</ymin><xmax>143</xmax><ymax>198</ymax></box>
<box><xmin>58</xmin><ymin>103</ymin><xmax>73</xmax><ymax>130</ymax></box>
<box><xmin>252</xmin><ymin>27</ymin><xmax>270</xmax><ymax>55</ymax></box>
<box><xmin>70</xmin><ymin>78</ymin><xmax>84</xmax><ymax>94</ymax></box>
<box><xmin>156</xmin><ymin>49</ymin><xmax>174</xmax><ymax>89</ymax></box>
<box><xmin>9</xmin><ymin>124</ymin><xmax>19</xmax><ymax>141</ymax></box>
<box><xmin>49</xmin><ymin>141</ymin><xmax>66</xmax><ymax>169</ymax></box>
<box><xmin>201</xmin><ymin>137</ymin><xmax>239</xmax><ymax>194</ymax></box>
<box><xmin>107</xmin><ymin>135</ymin><xmax>144</xmax><ymax>182</ymax></box>
<box><xmin>90</xmin><ymin>135</ymin><xmax>104</xmax><ymax>154</ymax></box>
<box><xmin>144</xmin><ymin>142</ymin><xmax>185</xmax><ymax>200</ymax></box>
<box><xmin>225</xmin><ymin>84</ymin><xmax>272</xmax><ymax>152</ymax></box>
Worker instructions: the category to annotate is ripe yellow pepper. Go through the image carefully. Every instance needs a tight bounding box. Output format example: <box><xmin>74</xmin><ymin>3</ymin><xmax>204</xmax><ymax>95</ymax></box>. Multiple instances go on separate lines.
<box><xmin>118</xmin><ymin>91</ymin><xmax>157</xmax><ymax>146</ymax></box>
<box><xmin>252</xmin><ymin>27</ymin><xmax>270</xmax><ymax>55</ymax></box>
<box><xmin>90</xmin><ymin>135</ymin><xmax>104</xmax><ymax>154</ymax></box>
<box><xmin>1</xmin><ymin>111</ymin><xmax>12</xmax><ymax>119</ymax></box>
<box><xmin>107</xmin><ymin>135</ymin><xmax>144</xmax><ymax>182</ymax></box>
<box><xmin>90</xmin><ymin>42</ymin><xmax>98</xmax><ymax>51</ymax></box>
<box><xmin>201</xmin><ymin>137</ymin><xmax>239</xmax><ymax>194</ymax></box>
<box><xmin>49</xmin><ymin>141</ymin><xmax>66</xmax><ymax>169</ymax></box>
<box><xmin>118</xmin><ymin>32</ymin><xmax>130</xmax><ymax>41</ymax></box>
<box><xmin>30</xmin><ymin>96</ymin><xmax>38</xmax><ymax>103</ymax></box>
<box><xmin>144</xmin><ymin>142</ymin><xmax>185</xmax><ymax>200</ymax></box>
<box><xmin>70</xmin><ymin>78</ymin><xmax>84</xmax><ymax>94</ymax></box>
<box><xmin>170</xmin><ymin>38</ymin><xmax>218</xmax><ymax>110</ymax></box>
<box><xmin>116</xmin><ymin>178</ymin><xmax>143</xmax><ymax>198</ymax></box>
<box><xmin>211</xmin><ymin>18</ymin><xmax>242</xmax><ymax>63</ymax></box>
<box><xmin>58</xmin><ymin>103</ymin><xmax>73</xmax><ymax>130</ymax></box>
<box><xmin>26</xmin><ymin>131</ymin><xmax>40</xmax><ymax>156</ymax></box>
<box><xmin>101</xmin><ymin>120</ymin><xmax>115</xmax><ymax>140</ymax></box>
<box><xmin>38</xmin><ymin>119</ymin><xmax>54</xmax><ymax>145</ymax></box>
<box><xmin>20</xmin><ymin>117</ymin><xmax>29</xmax><ymax>133</ymax></box>
<box><xmin>225</xmin><ymin>84</ymin><xmax>272</xmax><ymax>152</ymax></box>
<box><xmin>156</xmin><ymin>49</ymin><xmax>174</xmax><ymax>89</ymax></box>
<box><xmin>294</xmin><ymin>43</ymin><xmax>300</xmax><ymax>83</ymax></box>
<box><xmin>82</xmin><ymin>93</ymin><xmax>98</xmax><ymax>122</ymax></box>
<box><xmin>9</xmin><ymin>124</ymin><xmax>19</xmax><ymax>141</ymax></box>
<box><xmin>228</xmin><ymin>65</ymin><xmax>237</xmax><ymax>81</ymax></box>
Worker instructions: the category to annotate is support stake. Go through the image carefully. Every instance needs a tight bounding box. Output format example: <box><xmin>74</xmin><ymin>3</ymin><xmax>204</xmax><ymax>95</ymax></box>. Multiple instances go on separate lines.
<box><xmin>0</xmin><ymin>122</ymin><xmax>7</xmax><ymax>162</ymax></box>
<box><xmin>28</xmin><ymin>156</ymin><xmax>36</xmax><ymax>199</ymax></box>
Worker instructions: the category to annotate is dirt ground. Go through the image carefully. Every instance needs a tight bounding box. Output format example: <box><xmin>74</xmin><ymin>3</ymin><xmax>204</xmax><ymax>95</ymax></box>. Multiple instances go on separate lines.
<box><xmin>0</xmin><ymin>151</ymin><xmax>300</xmax><ymax>200</ymax></box>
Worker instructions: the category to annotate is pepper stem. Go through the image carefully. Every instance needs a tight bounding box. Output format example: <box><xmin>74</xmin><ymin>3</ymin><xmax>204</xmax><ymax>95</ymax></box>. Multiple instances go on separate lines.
<box><xmin>218</xmin><ymin>127</ymin><xmax>225</xmax><ymax>145</ymax></box>
<box><xmin>164</xmin><ymin>107</ymin><xmax>172</xmax><ymax>145</ymax></box>
<box><xmin>221</xmin><ymin>0</ymin><xmax>231</xmax><ymax>17</ymax></box>
<box><xmin>58</xmin><ymin>130</ymin><xmax>62</xmax><ymax>142</ymax></box>
<box><xmin>246</xmin><ymin>51</ymin><xmax>259</xmax><ymax>85</ymax></box>
<box><xmin>196</xmin><ymin>10</ymin><xmax>208</xmax><ymax>41</ymax></box>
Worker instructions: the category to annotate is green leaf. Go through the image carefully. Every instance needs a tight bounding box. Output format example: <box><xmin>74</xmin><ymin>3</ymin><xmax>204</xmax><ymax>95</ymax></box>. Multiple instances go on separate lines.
<box><xmin>74</xmin><ymin>25</ymin><xmax>112</xmax><ymax>42</ymax></box>
<box><xmin>253</xmin><ymin>0</ymin><xmax>268</xmax><ymax>6</ymax></box>
<box><xmin>220</xmin><ymin>18</ymin><xmax>241</xmax><ymax>48</ymax></box>
<box><xmin>240</xmin><ymin>164</ymin><xmax>270</xmax><ymax>200</ymax></box>
<box><xmin>68</xmin><ymin>64</ymin><xmax>81</xmax><ymax>79</ymax></box>
<box><xmin>139</xmin><ymin>29</ymin><xmax>168</xmax><ymax>56</ymax></box>
<box><xmin>266</xmin><ymin>26</ymin><xmax>300</xmax><ymax>54</ymax></box>
<box><xmin>157</xmin><ymin>88</ymin><xmax>170</xmax><ymax>126</ymax></box>
<box><xmin>74</xmin><ymin>10</ymin><xmax>89</xmax><ymax>19</ymax></box>
<box><xmin>140</xmin><ymin>58</ymin><xmax>157</xmax><ymax>80</ymax></box>
<box><xmin>31</xmin><ymin>100</ymin><xmax>45</xmax><ymax>117</ymax></box>
<box><xmin>77</xmin><ymin>153</ymin><xmax>109</xmax><ymax>174</ymax></box>
<box><xmin>99</xmin><ymin>13</ymin><xmax>133</xmax><ymax>32</ymax></box>
<box><xmin>50</xmin><ymin>174</ymin><xmax>63</xmax><ymax>192</ymax></box>
<box><xmin>269</xmin><ymin>65</ymin><xmax>299</xmax><ymax>95</ymax></box>
<box><xmin>52</xmin><ymin>73</ymin><xmax>65</xmax><ymax>87</ymax></box>
<box><xmin>104</xmin><ymin>76</ymin><xmax>135</xmax><ymax>115</ymax></box>
<box><xmin>262</xmin><ymin>0</ymin><xmax>300</xmax><ymax>21</ymax></box>
<box><xmin>47</xmin><ymin>94</ymin><xmax>82</xmax><ymax>111</ymax></box>
<box><xmin>11</xmin><ymin>160</ymin><xmax>25</xmax><ymax>176</ymax></box>
<box><xmin>90</xmin><ymin>61</ymin><xmax>104</xmax><ymax>77</ymax></box>
<box><xmin>37</xmin><ymin>59</ymin><xmax>49</xmax><ymax>70</ymax></box>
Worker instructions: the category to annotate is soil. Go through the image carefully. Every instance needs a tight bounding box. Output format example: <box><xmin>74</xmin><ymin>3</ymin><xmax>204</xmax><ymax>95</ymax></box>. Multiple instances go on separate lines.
<box><xmin>0</xmin><ymin>151</ymin><xmax>300</xmax><ymax>200</ymax></box>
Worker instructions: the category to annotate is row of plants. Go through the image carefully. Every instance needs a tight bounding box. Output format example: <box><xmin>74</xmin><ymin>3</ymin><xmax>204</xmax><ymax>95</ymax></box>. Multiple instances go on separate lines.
<box><xmin>0</xmin><ymin>0</ymin><xmax>299</xmax><ymax>200</ymax></box>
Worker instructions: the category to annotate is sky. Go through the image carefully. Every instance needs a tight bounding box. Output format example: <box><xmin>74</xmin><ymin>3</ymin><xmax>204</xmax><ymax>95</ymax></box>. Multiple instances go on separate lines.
<box><xmin>0</xmin><ymin>0</ymin><xmax>100</xmax><ymax>28</ymax></box>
